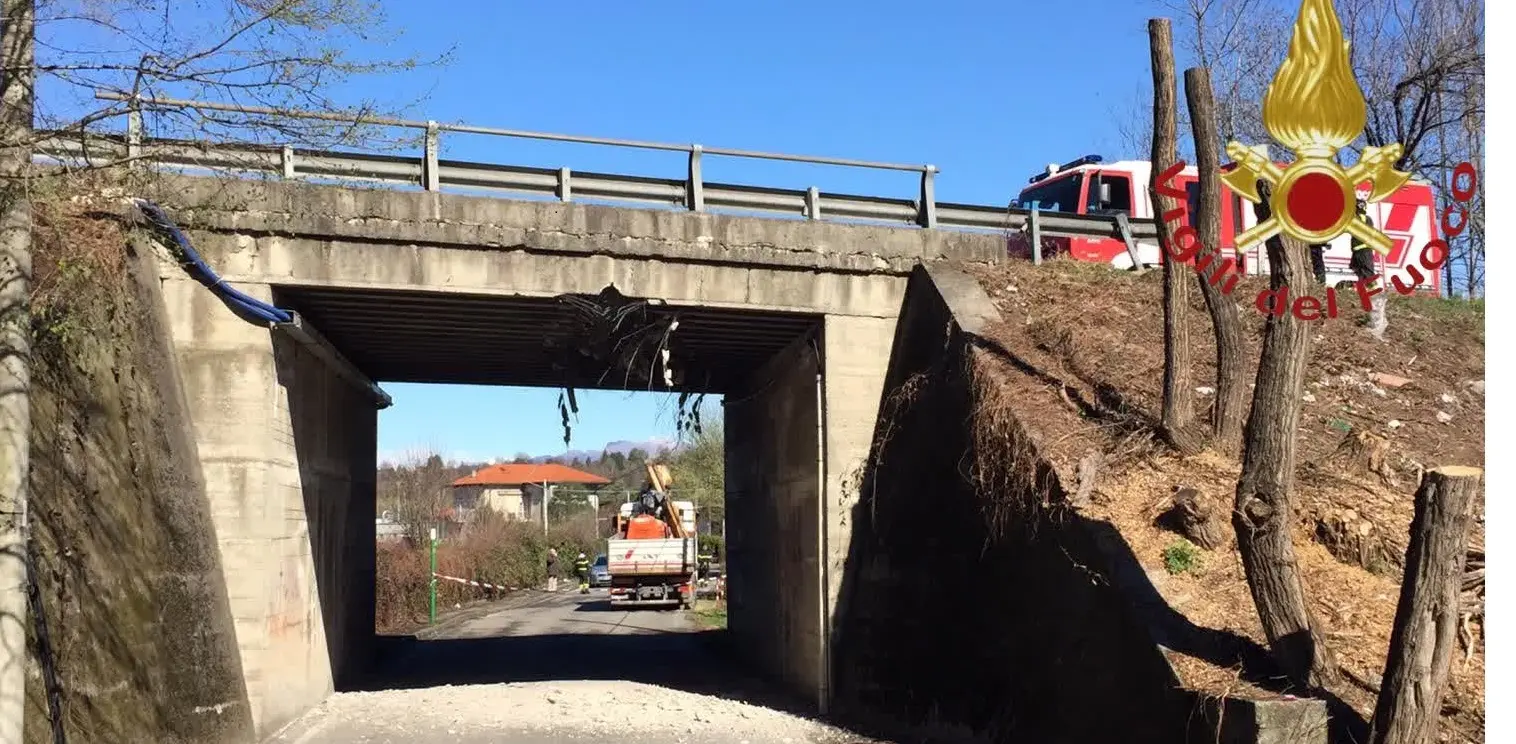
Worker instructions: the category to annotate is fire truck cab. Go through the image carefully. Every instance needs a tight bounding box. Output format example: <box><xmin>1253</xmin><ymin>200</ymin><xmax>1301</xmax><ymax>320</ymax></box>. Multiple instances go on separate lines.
<box><xmin>1006</xmin><ymin>154</ymin><xmax>1442</xmax><ymax>295</ymax></box>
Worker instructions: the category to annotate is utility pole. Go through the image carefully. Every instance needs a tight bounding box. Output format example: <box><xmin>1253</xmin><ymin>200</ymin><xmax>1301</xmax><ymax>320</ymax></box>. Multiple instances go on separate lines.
<box><xmin>0</xmin><ymin>2</ymin><xmax>33</xmax><ymax>742</ymax></box>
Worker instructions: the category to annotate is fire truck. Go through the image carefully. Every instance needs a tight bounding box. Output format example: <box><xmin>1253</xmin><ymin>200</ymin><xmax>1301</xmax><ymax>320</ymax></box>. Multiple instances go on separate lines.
<box><xmin>1006</xmin><ymin>154</ymin><xmax>1443</xmax><ymax>295</ymax></box>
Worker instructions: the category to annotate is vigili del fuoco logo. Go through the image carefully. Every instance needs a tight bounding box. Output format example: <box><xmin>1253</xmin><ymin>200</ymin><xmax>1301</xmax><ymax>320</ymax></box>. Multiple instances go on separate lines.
<box><xmin>1153</xmin><ymin>0</ymin><xmax>1476</xmax><ymax>321</ymax></box>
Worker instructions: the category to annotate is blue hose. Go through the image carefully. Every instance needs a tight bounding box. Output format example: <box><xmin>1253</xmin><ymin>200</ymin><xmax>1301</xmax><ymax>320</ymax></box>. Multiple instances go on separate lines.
<box><xmin>132</xmin><ymin>199</ymin><xmax>294</xmax><ymax>326</ymax></box>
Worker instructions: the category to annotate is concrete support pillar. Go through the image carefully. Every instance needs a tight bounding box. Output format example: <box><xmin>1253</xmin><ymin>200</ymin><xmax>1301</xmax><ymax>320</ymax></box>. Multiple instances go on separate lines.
<box><xmin>161</xmin><ymin>270</ymin><xmax>377</xmax><ymax>737</ymax></box>
<box><xmin>724</xmin><ymin>313</ymin><xmax>896</xmax><ymax>713</ymax></box>
<box><xmin>819</xmin><ymin>314</ymin><xmax>896</xmax><ymax>707</ymax></box>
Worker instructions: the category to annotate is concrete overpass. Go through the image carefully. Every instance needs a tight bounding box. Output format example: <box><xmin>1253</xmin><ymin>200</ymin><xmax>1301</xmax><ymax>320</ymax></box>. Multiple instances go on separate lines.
<box><xmin>149</xmin><ymin>172</ymin><xmax>1005</xmax><ymax>736</ymax></box>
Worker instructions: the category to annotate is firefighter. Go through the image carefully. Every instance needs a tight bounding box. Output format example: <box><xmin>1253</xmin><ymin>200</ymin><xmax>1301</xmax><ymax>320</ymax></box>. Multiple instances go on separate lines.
<box><xmin>1309</xmin><ymin>242</ymin><xmax>1328</xmax><ymax>285</ymax></box>
<box><xmin>1348</xmin><ymin>197</ymin><xmax>1389</xmax><ymax>337</ymax></box>
<box><xmin>1348</xmin><ymin>198</ymin><xmax>1378</xmax><ymax>289</ymax></box>
<box><xmin>574</xmin><ymin>552</ymin><xmax>591</xmax><ymax>594</ymax></box>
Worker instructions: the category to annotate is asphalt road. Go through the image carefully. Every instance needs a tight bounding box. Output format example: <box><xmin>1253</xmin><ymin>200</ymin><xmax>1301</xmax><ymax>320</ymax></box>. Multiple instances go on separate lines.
<box><xmin>267</xmin><ymin>589</ymin><xmax>873</xmax><ymax>744</ymax></box>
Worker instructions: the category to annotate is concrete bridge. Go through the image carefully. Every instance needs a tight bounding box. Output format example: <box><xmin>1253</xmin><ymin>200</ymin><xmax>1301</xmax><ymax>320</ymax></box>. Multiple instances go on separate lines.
<box><xmin>149</xmin><ymin>172</ymin><xmax>1006</xmax><ymax>736</ymax></box>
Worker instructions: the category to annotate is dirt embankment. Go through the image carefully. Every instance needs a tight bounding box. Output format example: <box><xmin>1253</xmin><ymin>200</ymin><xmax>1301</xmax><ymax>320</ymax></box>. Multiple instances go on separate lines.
<box><xmin>23</xmin><ymin>188</ymin><xmax>253</xmax><ymax>743</ymax></box>
<box><xmin>961</xmin><ymin>258</ymin><xmax>1485</xmax><ymax>741</ymax></box>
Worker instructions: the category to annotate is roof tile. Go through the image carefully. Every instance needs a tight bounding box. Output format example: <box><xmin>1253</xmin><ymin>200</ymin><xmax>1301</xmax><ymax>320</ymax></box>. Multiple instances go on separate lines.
<box><xmin>451</xmin><ymin>463</ymin><xmax>612</xmax><ymax>487</ymax></box>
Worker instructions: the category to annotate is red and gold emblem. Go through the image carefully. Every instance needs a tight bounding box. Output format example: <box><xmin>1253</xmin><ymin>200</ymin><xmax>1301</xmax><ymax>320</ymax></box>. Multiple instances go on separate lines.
<box><xmin>1222</xmin><ymin>0</ymin><xmax>1411</xmax><ymax>255</ymax></box>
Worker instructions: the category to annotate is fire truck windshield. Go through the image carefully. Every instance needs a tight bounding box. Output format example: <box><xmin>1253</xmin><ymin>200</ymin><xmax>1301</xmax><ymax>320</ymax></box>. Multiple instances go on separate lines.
<box><xmin>1016</xmin><ymin>172</ymin><xmax>1084</xmax><ymax>213</ymax></box>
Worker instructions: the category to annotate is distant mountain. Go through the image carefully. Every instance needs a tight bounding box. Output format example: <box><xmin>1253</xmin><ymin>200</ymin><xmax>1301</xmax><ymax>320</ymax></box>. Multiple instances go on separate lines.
<box><xmin>527</xmin><ymin>437</ymin><xmax>682</xmax><ymax>464</ymax></box>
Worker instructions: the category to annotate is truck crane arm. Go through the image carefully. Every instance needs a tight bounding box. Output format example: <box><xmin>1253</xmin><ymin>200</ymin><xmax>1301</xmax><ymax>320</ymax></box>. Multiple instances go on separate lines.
<box><xmin>644</xmin><ymin>462</ymin><xmax>689</xmax><ymax>539</ymax></box>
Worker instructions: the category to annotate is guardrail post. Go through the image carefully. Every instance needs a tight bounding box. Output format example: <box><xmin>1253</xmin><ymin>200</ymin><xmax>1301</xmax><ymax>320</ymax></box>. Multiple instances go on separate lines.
<box><xmin>1029</xmin><ymin>207</ymin><xmax>1043</xmax><ymax>265</ymax></box>
<box><xmin>1115</xmin><ymin>212</ymin><xmax>1145</xmax><ymax>272</ymax></box>
<box><xmin>423</xmin><ymin>120</ymin><xmax>440</xmax><ymax>191</ymax></box>
<box><xmin>126</xmin><ymin>104</ymin><xmax>143</xmax><ymax>167</ymax></box>
<box><xmin>917</xmin><ymin>165</ymin><xmax>937</xmax><ymax>228</ymax></box>
<box><xmin>558</xmin><ymin>166</ymin><xmax>572</xmax><ymax>202</ymax></box>
<box><xmin>806</xmin><ymin>186</ymin><xmax>820</xmax><ymax>220</ymax></box>
<box><xmin>686</xmin><ymin>145</ymin><xmax>705</xmax><ymax>212</ymax></box>
<box><xmin>281</xmin><ymin>145</ymin><xmax>295</xmax><ymax>179</ymax></box>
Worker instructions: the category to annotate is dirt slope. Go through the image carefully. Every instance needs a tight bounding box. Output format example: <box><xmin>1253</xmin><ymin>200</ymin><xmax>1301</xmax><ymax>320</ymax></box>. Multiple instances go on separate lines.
<box><xmin>962</xmin><ymin>258</ymin><xmax>1484</xmax><ymax>741</ymax></box>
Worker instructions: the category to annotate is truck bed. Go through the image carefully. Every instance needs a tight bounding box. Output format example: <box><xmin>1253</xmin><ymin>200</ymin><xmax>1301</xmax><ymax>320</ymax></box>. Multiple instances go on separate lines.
<box><xmin>606</xmin><ymin>537</ymin><xmax>695</xmax><ymax>576</ymax></box>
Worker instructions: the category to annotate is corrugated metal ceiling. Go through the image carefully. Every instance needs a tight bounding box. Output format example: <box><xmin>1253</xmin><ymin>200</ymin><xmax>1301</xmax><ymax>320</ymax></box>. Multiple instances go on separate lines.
<box><xmin>275</xmin><ymin>285</ymin><xmax>821</xmax><ymax>393</ymax></box>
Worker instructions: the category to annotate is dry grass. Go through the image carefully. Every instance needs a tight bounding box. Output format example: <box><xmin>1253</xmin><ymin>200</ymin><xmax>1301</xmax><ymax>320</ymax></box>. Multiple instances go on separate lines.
<box><xmin>961</xmin><ymin>257</ymin><xmax>1485</xmax><ymax>740</ymax></box>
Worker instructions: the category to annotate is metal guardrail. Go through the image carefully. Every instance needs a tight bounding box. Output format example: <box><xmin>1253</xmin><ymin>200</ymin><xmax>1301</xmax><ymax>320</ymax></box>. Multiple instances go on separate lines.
<box><xmin>35</xmin><ymin>93</ymin><xmax>1159</xmax><ymax>242</ymax></box>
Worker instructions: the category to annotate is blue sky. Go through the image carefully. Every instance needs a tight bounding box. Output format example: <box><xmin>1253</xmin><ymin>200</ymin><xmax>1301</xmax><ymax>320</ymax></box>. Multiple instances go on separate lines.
<box><xmin>361</xmin><ymin>0</ymin><xmax>1171</xmax><ymax>460</ymax></box>
<box><xmin>376</xmin><ymin>386</ymin><xmax>697</xmax><ymax>465</ymax></box>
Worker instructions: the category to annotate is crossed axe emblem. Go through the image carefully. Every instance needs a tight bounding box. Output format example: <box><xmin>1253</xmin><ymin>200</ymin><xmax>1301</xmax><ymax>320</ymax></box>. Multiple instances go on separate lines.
<box><xmin>1222</xmin><ymin>141</ymin><xmax>1412</xmax><ymax>257</ymax></box>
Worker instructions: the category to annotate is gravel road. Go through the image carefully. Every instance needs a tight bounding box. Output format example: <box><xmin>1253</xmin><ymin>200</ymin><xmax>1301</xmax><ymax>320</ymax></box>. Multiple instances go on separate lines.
<box><xmin>268</xmin><ymin>590</ymin><xmax>875</xmax><ymax>744</ymax></box>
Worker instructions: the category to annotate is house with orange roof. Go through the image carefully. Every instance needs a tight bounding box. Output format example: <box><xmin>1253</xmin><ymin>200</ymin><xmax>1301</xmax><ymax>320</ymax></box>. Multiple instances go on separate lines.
<box><xmin>450</xmin><ymin>463</ymin><xmax>612</xmax><ymax>523</ymax></box>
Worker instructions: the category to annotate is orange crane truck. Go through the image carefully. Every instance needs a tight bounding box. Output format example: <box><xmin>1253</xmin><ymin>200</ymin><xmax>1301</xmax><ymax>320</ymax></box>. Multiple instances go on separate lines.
<box><xmin>605</xmin><ymin>463</ymin><xmax>697</xmax><ymax>609</ymax></box>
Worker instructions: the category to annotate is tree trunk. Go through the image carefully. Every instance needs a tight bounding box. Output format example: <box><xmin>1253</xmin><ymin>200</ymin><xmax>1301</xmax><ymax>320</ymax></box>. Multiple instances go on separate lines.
<box><xmin>1232</xmin><ymin>180</ymin><xmax>1337</xmax><ymax>691</ymax></box>
<box><xmin>0</xmin><ymin>2</ymin><xmax>32</xmax><ymax>742</ymax></box>
<box><xmin>1148</xmin><ymin>18</ymin><xmax>1196</xmax><ymax>451</ymax></box>
<box><xmin>1182</xmin><ymin>66</ymin><xmax>1247</xmax><ymax>455</ymax></box>
<box><xmin>1370</xmin><ymin>466</ymin><xmax>1481</xmax><ymax>744</ymax></box>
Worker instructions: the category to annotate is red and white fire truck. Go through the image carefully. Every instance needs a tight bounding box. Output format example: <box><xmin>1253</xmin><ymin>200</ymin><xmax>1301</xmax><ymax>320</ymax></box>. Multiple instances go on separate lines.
<box><xmin>1006</xmin><ymin>154</ymin><xmax>1442</xmax><ymax>295</ymax></box>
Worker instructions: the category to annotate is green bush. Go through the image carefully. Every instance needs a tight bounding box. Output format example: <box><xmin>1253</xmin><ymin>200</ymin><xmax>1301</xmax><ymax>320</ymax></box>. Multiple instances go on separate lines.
<box><xmin>1162</xmin><ymin>540</ymin><xmax>1203</xmax><ymax>575</ymax></box>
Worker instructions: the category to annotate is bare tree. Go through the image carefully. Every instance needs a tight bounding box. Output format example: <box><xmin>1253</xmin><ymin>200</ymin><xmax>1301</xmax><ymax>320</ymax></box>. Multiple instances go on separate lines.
<box><xmin>379</xmin><ymin>449</ymin><xmax>455</xmax><ymax>545</ymax></box>
<box><xmin>1163</xmin><ymin>0</ymin><xmax>1485</xmax><ymax>296</ymax></box>
<box><xmin>21</xmin><ymin>0</ymin><xmax>450</xmax><ymax>162</ymax></box>
<box><xmin>1183</xmin><ymin>66</ymin><xmax>1247</xmax><ymax>453</ymax></box>
<box><xmin>1149</xmin><ymin>18</ymin><xmax>1200</xmax><ymax>454</ymax></box>
<box><xmin>1159</xmin><ymin>0</ymin><xmax>1294</xmax><ymax>154</ymax></box>
<box><xmin>1233</xmin><ymin>183</ymin><xmax>1337</xmax><ymax>690</ymax></box>
<box><xmin>0</xmin><ymin>3</ymin><xmax>32</xmax><ymax>740</ymax></box>
<box><xmin>1339</xmin><ymin>0</ymin><xmax>1483</xmax><ymax>296</ymax></box>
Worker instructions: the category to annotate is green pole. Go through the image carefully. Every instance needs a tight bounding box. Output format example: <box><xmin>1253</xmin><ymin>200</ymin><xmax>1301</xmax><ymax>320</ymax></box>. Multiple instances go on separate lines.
<box><xmin>428</xmin><ymin>526</ymin><xmax>438</xmax><ymax>625</ymax></box>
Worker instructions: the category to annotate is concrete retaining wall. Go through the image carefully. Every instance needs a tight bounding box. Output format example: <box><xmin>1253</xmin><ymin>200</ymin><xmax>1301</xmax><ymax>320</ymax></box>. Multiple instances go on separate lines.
<box><xmin>24</xmin><ymin>236</ymin><xmax>254</xmax><ymax>743</ymax></box>
<box><xmin>830</xmin><ymin>264</ymin><xmax>1192</xmax><ymax>743</ymax></box>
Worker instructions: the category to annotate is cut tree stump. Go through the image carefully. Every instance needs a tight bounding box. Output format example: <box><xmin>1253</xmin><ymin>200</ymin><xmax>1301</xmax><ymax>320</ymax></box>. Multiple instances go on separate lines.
<box><xmin>1071</xmin><ymin>451</ymin><xmax>1103</xmax><ymax>508</ymax></box>
<box><xmin>1161</xmin><ymin>486</ymin><xmax>1227</xmax><ymax>550</ymax></box>
<box><xmin>1329</xmin><ymin>429</ymin><xmax>1398</xmax><ymax>486</ymax></box>
<box><xmin>1369</xmin><ymin>466</ymin><xmax>1482</xmax><ymax>744</ymax></box>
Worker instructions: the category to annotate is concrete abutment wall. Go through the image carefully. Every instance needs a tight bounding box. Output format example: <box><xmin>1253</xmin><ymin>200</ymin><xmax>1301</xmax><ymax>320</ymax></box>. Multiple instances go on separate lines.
<box><xmin>162</xmin><ymin>268</ymin><xmax>377</xmax><ymax>737</ymax></box>
<box><xmin>724</xmin><ymin>334</ymin><xmax>825</xmax><ymax>704</ymax></box>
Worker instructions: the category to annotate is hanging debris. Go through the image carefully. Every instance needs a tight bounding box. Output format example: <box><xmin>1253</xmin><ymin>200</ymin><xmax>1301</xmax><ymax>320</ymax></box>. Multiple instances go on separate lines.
<box><xmin>675</xmin><ymin>391</ymin><xmax>707</xmax><ymax>440</ymax></box>
<box><xmin>545</xmin><ymin>284</ymin><xmax>684</xmax><ymax>445</ymax></box>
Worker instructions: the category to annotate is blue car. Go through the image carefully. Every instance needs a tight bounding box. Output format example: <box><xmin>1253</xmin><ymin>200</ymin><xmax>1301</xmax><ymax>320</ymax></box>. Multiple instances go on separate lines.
<box><xmin>590</xmin><ymin>554</ymin><xmax>611</xmax><ymax>588</ymax></box>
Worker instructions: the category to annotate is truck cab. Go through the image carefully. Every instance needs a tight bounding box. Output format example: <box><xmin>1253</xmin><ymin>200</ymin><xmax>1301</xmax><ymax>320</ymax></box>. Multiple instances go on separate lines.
<box><xmin>1007</xmin><ymin>153</ymin><xmax>1442</xmax><ymax>295</ymax></box>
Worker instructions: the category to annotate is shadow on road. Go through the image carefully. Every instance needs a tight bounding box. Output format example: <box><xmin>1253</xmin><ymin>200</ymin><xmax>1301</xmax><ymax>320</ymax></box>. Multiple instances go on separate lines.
<box><xmin>351</xmin><ymin>597</ymin><xmax>861</xmax><ymax>737</ymax></box>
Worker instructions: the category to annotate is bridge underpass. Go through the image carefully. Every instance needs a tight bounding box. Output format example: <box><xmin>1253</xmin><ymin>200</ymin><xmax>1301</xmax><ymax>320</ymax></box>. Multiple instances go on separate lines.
<box><xmin>139</xmin><ymin>173</ymin><xmax>1009</xmax><ymax>738</ymax></box>
<box><xmin>267</xmin><ymin>283</ymin><xmax>840</xmax><ymax>724</ymax></box>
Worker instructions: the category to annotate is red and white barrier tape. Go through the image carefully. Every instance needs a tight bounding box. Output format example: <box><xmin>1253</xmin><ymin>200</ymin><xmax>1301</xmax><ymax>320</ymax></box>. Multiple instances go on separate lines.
<box><xmin>432</xmin><ymin>573</ymin><xmax>517</xmax><ymax>592</ymax></box>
